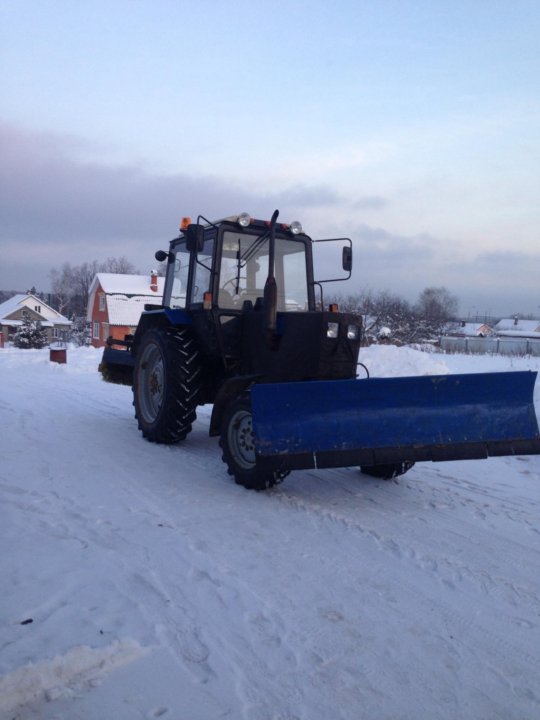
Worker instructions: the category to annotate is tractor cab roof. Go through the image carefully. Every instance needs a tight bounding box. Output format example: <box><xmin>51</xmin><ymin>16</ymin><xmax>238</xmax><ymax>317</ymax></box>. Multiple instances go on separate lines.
<box><xmin>179</xmin><ymin>213</ymin><xmax>307</xmax><ymax>239</ymax></box>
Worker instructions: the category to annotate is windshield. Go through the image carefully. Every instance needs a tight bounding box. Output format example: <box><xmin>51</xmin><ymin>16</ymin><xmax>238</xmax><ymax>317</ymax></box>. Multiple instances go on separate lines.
<box><xmin>219</xmin><ymin>230</ymin><xmax>308</xmax><ymax>311</ymax></box>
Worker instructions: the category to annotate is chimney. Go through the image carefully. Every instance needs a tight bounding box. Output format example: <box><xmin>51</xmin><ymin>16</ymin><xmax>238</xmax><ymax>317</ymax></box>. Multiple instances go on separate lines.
<box><xmin>150</xmin><ymin>270</ymin><xmax>158</xmax><ymax>293</ymax></box>
<box><xmin>513</xmin><ymin>315</ymin><xmax>519</xmax><ymax>326</ymax></box>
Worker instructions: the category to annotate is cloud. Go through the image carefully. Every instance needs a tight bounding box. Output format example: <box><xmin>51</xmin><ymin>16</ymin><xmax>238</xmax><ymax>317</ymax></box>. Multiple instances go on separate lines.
<box><xmin>264</xmin><ymin>185</ymin><xmax>343</xmax><ymax>207</ymax></box>
<box><xmin>0</xmin><ymin>121</ymin><xmax>343</xmax><ymax>288</ymax></box>
<box><xmin>0</xmin><ymin>121</ymin><xmax>254</xmax><ymax>244</ymax></box>
<box><xmin>474</xmin><ymin>250</ymin><xmax>540</xmax><ymax>271</ymax></box>
<box><xmin>414</xmin><ymin>249</ymin><xmax>540</xmax><ymax>316</ymax></box>
<box><xmin>1</xmin><ymin>121</ymin><xmax>538</xmax><ymax>316</ymax></box>
<box><xmin>0</xmin><ymin>122</ymin><xmax>349</xmax><ymax>246</ymax></box>
<box><xmin>352</xmin><ymin>223</ymin><xmax>436</xmax><ymax>258</ymax></box>
<box><xmin>351</xmin><ymin>196</ymin><xmax>387</xmax><ymax>210</ymax></box>
<box><xmin>444</xmin><ymin>249</ymin><xmax>540</xmax><ymax>291</ymax></box>
<box><xmin>312</xmin><ymin>221</ymin><xmax>443</xmax><ymax>305</ymax></box>
<box><xmin>324</xmin><ymin>228</ymin><xmax>539</xmax><ymax>316</ymax></box>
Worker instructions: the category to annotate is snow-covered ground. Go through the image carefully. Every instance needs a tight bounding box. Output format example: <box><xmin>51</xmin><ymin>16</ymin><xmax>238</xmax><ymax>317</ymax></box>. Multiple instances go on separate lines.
<box><xmin>1</xmin><ymin>344</ymin><xmax>539</xmax><ymax>720</ymax></box>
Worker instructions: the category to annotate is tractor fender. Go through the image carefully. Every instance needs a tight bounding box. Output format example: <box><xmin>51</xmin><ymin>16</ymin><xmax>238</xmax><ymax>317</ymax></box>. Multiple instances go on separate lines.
<box><xmin>133</xmin><ymin>308</ymin><xmax>192</xmax><ymax>353</ymax></box>
<box><xmin>209</xmin><ymin>375</ymin><xmax>261</xmax><ymax>436</ymax></box>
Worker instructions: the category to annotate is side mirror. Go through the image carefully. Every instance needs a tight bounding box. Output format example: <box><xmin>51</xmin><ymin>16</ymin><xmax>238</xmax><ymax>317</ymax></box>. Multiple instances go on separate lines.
<box><xmin>185</xmin><ymin>223</ymin><xmax>205</xmax><ymax>253</ymax></box>
<box><xmin>155</xmin><ymin>250</ymin><xmax>169</xmax><ymax>262</ymax></box>
<box><xmin>342</xmin><ymin>246</ymin><xmax>352</xmax><ymax>272</ymax></box>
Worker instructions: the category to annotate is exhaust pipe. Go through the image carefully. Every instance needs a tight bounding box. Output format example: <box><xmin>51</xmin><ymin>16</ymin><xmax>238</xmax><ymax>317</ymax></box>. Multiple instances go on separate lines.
<box><xmin>263</xmin><ymin>209</ymin><xmax>279</xmax><ymax>348</ymax></box>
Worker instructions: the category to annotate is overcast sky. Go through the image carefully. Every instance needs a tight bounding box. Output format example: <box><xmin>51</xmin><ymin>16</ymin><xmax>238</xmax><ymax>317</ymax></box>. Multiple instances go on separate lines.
<box><xmin>1</xmin><ymin>0</ymin><xmax>539</xmax><ymax>317</ymax></box>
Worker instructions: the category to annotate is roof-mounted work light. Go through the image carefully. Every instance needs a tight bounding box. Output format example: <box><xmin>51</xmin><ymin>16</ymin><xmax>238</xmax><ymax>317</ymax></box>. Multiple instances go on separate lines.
<box><xmin>238</xmin><ymin>212</ymin><xmax>252</xmax><ymax>227</ymax></box>
<box><xmin>290</xmin><ymin>220</ymin><xmax>303</xmax><ymax>235</ymax></box>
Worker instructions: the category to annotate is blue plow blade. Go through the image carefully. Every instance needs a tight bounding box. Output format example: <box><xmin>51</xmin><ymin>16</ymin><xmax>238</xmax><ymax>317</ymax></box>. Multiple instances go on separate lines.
<box><xmin>250</xmin><ymin>371</ymin><xmax>540</xmax><ymax>473</ymax></box>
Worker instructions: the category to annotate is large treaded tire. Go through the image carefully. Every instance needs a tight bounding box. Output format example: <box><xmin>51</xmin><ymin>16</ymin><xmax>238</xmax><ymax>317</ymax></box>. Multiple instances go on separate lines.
<box><xmin>133</xmin><ymin>326</ymin><xmax>201</xmax><ymax>443</ymax></box>
<box><xmin>219</xmin><ymin>396</ymin><xmax>286</xmax><ymax>491</ymax></box>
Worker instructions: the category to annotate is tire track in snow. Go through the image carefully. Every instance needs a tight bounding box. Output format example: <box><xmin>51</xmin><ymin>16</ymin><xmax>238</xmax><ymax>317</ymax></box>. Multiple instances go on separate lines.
<box><xmin>2</xmin><ymin>476</ymin><xmax>222</xmax><ymax>695</ymax></box>
<box><xmin>1</xmin><ymin>456</ymin><xmax>307</xmax><ymax>718</ymax></box>
<box><xmin>265</xmin><ymin>469</ymin><xmax>540</xmax><ymax>681</ymax></box>
<box><xmin>272</xmin><ymin>466</ymin><xmax>540</xmax><ymax>585</ymax></box>
<box><xmin>421</xmin><ymin>464</ymin><xmax>540</xmax><ymax>534</ymax></box>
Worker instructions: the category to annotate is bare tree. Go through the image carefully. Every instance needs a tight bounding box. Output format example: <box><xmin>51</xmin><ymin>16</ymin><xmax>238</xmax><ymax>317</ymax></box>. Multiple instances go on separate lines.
<box><xmin>48</xmin><ymin>257</ymin><xmax>139</xmax><ymax>318</ymax></box>
<box><xmin>72</xmin><ymin>261</ymin><xmax>101</xmax><ymax>317</ymax></box>
<box><xmin>415</xmin><ymin>286</ymin><xmax>459</xmax><ymax>337</ymax></box>
<box><xmin>49</xmin><ymin>262</ymin><xmax>76</xmax><ymax>316</ymax></box>
<box><xmin>330</xmin><ymin>290</ymin><xmax>419</xmax><ymax>343</ymax></box>
<box><xmin>370</xmin><ymin>291</ymin><xmax>418</xmax><ymax>343</ymax></box>
<box><xmin>331</xmin><ymin>286</ymin><xmax>461</xmax><ymax>344</ymax></box>
<box><xmin>101</xmin><ymin>256</ymin><xmax>138</xmax><ymax>274</ymax></box>
<box><xmin>334</xmin><ymin>290</ymin><xmax>373</xmax><ymax>316</ymax></box>
<box><xmin>416</xmin><ymin>286</ymin><xmax>458</xmax><ymax>321</ymax></box>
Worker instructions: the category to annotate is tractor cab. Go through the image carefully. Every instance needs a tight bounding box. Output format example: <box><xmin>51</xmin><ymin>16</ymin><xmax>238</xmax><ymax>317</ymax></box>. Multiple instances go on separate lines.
<box><xmin>163</xmin><ymin>213</ymin><xmax>323</xmax><ymax>313</ymax></box>
<box><xmin>154</xmin><ymin>212</ymin><xmax>361</xmax><ymax>385</ymax></box>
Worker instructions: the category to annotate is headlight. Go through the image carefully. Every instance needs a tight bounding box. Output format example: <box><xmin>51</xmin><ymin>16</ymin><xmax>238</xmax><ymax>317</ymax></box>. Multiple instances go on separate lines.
<box><xmin>290</xmin><ymin>220</ymin><xmax>303</xmax><ymax>235</ymax></box>
<box><xmin>347</xmin><ymin>324</ymin><xmax>359</xmax><ymax>340</ymax></box>
<box><xmin>327</xmin><ymin>322</ymin><xmax>339</xmax><ymax>339</ymax></box>
<box><xmin>238</xmin><ymin>212</ymin><xmax>251</xmax><ymax>227</ymax></box>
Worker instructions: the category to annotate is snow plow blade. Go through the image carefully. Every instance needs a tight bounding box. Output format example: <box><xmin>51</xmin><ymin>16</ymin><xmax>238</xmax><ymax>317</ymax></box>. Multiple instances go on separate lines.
<box><xmin>251</xmin><ymin>371</ymin><xmax>540</xmax><ymax>473</ymax></box>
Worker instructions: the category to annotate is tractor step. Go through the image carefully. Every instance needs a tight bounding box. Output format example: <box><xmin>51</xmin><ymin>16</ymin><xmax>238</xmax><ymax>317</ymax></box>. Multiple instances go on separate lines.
<box><xmin>250</xmin><ymin>372</ymin><xmax>540</xmax><ymax>473</ymax></box>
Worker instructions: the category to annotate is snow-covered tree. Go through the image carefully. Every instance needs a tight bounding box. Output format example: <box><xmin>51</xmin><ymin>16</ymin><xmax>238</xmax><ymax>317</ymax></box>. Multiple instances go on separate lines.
<box><xmin>69</xmin><ymin>316</ymin><xmax>91</xmax><ymax>346</ymax></box>
<box><xmin>13</xmin><ymin>310</ymin><xmax>49</xmax><ymax>349</ymax></box>
<box><xmin>330</xmin><ymin>286</ymin><xmax>460</xmax><ymax>345</ymax></box>
<box><xmin>331</xmin><ymin>290</ymin><xmax>419</xmax><ymax>344</ymax></box>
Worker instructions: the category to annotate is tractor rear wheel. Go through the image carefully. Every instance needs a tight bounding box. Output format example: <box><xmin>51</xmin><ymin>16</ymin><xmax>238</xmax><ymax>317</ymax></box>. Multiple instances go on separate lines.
<box><xmin>133</xmin><ymin>326</ymin><xmax>201</xmax><ymax>443</ymax></box>
<box><xmin>220</xmin><ymin>396</ymin><xmax>285</xmax><ymax>491</ymax></box>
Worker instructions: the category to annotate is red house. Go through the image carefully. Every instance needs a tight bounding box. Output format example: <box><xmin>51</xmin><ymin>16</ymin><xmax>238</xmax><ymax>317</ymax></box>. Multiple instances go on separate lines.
<box><xmin>86</xmin><ymin>272</ymin><xmax>164</xmax><ymax>348</ymax></box>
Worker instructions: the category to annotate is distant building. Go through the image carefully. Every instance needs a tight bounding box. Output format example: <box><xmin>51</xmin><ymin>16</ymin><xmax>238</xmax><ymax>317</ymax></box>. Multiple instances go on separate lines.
<box><xmin>494</xmin><ymin>317</ymin><xmax>540</xmax><ymax>340</ymax></box>
<box><xmin>0</xmin><ymin>292</ymin><xmax>72</xmax><ymax>345</ymax></box>
<box><xmin>86</xmin><ymin>272</ymin><xmax>165</xmax><ymax>348</ymax></box>
<box><xmin>448</xmin><ymin>321</ymin><xmax>493</xmax><ymax>338</ymax></box>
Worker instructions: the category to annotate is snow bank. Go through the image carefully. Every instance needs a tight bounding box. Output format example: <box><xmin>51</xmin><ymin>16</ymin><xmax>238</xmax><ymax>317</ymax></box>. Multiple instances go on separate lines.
<box><xmin>358</xmin><ymin>343</ymin><xmax>450</xmax><ymax>377</ymax></box>
<box><xmin>0</xmin><ymin>640</ymin><xmax>147</xmax><ymax>714</ymax></box>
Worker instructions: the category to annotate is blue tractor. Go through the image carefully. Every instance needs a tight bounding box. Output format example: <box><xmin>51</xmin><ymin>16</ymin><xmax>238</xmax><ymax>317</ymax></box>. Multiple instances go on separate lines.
<box><xmin>100</xmin><ymin>211</ymin><xmax>540</xmax><ymax>490</ymax></box>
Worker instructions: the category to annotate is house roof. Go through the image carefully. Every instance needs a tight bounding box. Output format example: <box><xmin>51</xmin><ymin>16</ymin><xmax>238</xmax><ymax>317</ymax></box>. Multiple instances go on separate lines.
<box><xmin>494</xmin><ymin>318</ymin><xmax>540</xmax><ymax>338</ymax></box>
<box><xmin>106</xmin><ymin>295</ymin><xmax>162</xmax><ymax>326</ymax></box>
<box><xmin>448</xmin><ymin>322</ymin><xmax>493</xmax><ymax>336</ymax></box>
<box><xmin>1</xmin><ymin>319</ymin><xmax>59</xmax><ymax>328</ymax></box>
<box><xmin>87</xmin><ymin>272</ymin><xmax>165</xmax><ymax>325</ymax></box>
<box><xmin>0</xmin><ymin>293</ymin><xmax>72</xmax><ymax>325</ymax></box>
<box><xmin>89</xmin><ymin>273</ymin><xmax>165</xmax><ymax>297</ymax></box>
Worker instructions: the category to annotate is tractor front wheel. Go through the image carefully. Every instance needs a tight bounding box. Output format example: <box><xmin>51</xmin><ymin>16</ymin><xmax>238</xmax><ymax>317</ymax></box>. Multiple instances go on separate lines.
<box><xmin>133</xmin><ymin>326</ymin><xmax>201</xmax><ymax>443</ymax></box>
<box><xmin>220</xmin><ymin>396</ymin><xmax>285</xmax><ymax>491</ymax></box>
